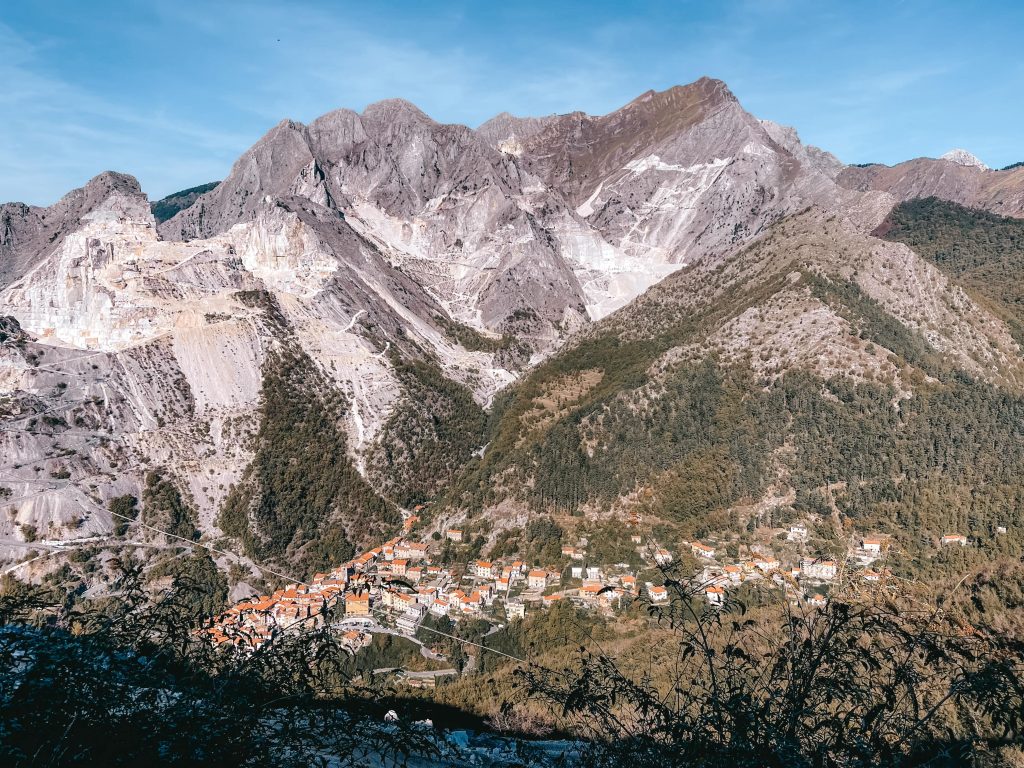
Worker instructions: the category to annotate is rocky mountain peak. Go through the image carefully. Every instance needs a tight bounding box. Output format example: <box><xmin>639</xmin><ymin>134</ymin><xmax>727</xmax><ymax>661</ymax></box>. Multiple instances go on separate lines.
<box><xmin>76</xmin><ymin>171</ymin><xmax>152</xmax><ymax>224</ymax></box>
<box><xmin>622</xmin><ymin>77</ymin><xmax>737</xmax><ymax>116</ymax></box>
<box><xmin>305</xmin><ymin>108</ymin><xmax>367</xmax><ymax>157</ymax></box>
<box><xmin>360</xmin><ymin>97</ymin><xmax>433</xmax><ymax>126</ymax></box>
<box><xmin>940</xmin><ymin>148</ymin><xmax>988</xmax><ymax>170</ymax></box>
<box><xmin>759</xmin><ymin>119</ymin><xmax>845</xmax><ymax>178</ymax></box>
<box><xmin>47</xmin><ymin>171</ymin><xmax>149</xmax><ymax>224</ymax></box>
<box><xmin>158</xmin><ymin>118</ymin><xmax>317</xmax><ymax>240</ymax></box>
<box><xmin>0</xmin><ymin>171</ymin><xmax>152</xmax><ymax>287</ymax></box>
<box><xmin>80</xmin><ymin>170</ymin><xmax>144</xmax><ymax>198</ymax></box>
<box><xmin>475</xmin><ymin>111</ymin><xmax>555</xmax><ymax>149</ymax></box>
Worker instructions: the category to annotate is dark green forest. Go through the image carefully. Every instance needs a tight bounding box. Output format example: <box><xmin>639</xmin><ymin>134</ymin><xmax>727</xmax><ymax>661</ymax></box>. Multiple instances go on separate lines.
<box><xmin>143</xmin><ymin>470</ymin><xmax>198</xmax><ymax>541</ymax></box>
<box><xmin>366</xmin><ymin>358</ymin><xmax>487</xmax><ymax>507</ymax></box>
<box><xmin>219</xmin><ymin>347</ymin><xmax>397</xmax><ymax>576</ymax></box>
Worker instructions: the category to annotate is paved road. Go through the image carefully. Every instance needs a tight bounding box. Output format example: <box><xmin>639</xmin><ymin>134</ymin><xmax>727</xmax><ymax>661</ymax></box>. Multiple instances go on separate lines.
<box><xmin>334</xmin><ymin>617</ymin><xmax>448</xmax><ymax>662</ymax></box>
<box><xmin>368</xmin><ymin>666</ymin><xmax>457</xmax><ymax>678</ymax></box>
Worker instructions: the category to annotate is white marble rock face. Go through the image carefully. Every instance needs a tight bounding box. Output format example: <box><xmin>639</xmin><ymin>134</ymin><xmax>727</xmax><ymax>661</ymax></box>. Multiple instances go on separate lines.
<box><xmin>1</xmin><ymin>77</ymin><xmax>1021</xmax><ymax>550</ymax></box>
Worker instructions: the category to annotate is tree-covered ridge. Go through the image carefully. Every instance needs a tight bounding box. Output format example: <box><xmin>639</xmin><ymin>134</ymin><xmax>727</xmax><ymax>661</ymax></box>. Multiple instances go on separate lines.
<box><xmin>878</xmin><ymin>196</ymin><xmax>1024</xmax><ymax>346</ymax></box>
<box><xmin>365</xmin><ymin>358</ymin><xmax>487</xmax><ymax>508</ymax></box>
<box><xmin>449</xmin><ymin>216</ymin><xmax>865</xmax><ymax>515</ymax></box>
<box><xmin>432</xmin><ymin>312</ymin><xmax>528</xmax><ymax>361</ymax></box>
<box><xmin>149</xmin><ymin>181</ymin><xmax>219</xmax><ymax>223</ymax></box>
<box><xmin>219</xmin><ymin>346</ymin><xmax>398</xmax><ymax>576</ymax></box>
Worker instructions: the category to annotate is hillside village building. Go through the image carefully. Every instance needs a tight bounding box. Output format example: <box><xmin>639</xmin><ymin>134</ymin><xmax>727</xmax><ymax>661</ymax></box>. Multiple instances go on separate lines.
<box><xmin>861</xmin><ymin>537</ymin><xmax>883</xmax><ymax>554</ymax></box>
<box><xmin>561</xmin><ymin>546</ymin><xmax>585</xmax><ymax>560</ymax></box>
<box><xmin>345</xmin><ymin>593</ymin><xmax>371</xmax><ymax>617</ymax></box>
<box><xmin>691</xmin><ymin>542</ymin><xmax>716</xmax><ymax>559</ymax></box>
<box><xmin>800</xmin><ymin>559</ymin><xmax>837</xmax><ymax>581</ymax></box>
<box><xmin>527</xmin><ymin>570</ymin><xmax>548</xmax><ymax>590</ymax></box>
<box><xmin>542</xmin><ymin>594</ymin><xmax>563</xmax><ymax>608</ymax></box>
<box><xmin>649</xmin><ymin>585</ymin><xmax>669</xmax><ymax>602</ymax></box>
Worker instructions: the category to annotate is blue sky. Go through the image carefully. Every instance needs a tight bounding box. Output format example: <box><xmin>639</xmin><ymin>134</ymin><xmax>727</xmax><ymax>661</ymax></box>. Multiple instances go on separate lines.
<box><xmin>2</xmin><ymin>0</ymin><xmax>1022</xmax><ymax>205</ymax></box>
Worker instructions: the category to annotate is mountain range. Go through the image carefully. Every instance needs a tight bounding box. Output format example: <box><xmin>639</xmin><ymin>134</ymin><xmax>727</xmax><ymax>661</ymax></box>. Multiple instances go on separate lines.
<box><xmin>3</xmin><ymin>76</ymin><xmax>1024</xmax><ymax>577</ymax></box>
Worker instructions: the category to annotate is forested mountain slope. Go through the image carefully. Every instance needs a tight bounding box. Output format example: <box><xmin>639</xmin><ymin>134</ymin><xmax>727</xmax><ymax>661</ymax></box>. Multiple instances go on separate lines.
<box><xmin>877</xmin><ymin>197</ymin><xmax>1024</xmax><ymax>344</ymax></box>
<box><xmin>2</xmin><ymin>77</ymin><xmax>1024</xmax><ymax>586</ymax></box>
<box><xmin>446</xmin><ymin>209</ymin><xmax>1024</xmax><ymax>572</ymax></box>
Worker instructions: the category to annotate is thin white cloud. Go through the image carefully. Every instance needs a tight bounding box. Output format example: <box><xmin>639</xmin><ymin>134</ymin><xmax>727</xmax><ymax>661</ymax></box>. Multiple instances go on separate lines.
<box><xmin>0</xmin><ymin>20</ymin><xmax>249</xmax><ymax>204</ymax></box>
<box><xmin>1</xmin><ymin>0</ymin><xmax>1021</xmax><ymax>203</ymax></box>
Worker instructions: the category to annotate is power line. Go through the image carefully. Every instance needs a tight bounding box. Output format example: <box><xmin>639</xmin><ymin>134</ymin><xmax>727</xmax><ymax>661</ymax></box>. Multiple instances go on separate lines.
<box><xmin>367</xmin><ymin>606</ymin><xmax>532</xmax><ymax>666</ymax></box>
<box><xmin>105</xmin><ymin>506</ymin><xmax>312</xmax><ymax>589</ymax></box>
<box><xmin>3</xmin><ymin>449</ymin><xmax>525</xmax><ymax>662</ymax></box>
<box><xmin>102</xmin><ymin>505</ymin><xmax>536</xmax><ymax>666</ymax></box>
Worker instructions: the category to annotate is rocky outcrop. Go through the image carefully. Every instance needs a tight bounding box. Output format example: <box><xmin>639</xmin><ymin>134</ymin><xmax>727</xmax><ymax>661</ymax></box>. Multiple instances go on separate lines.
<box><xmin>1</xmin><ymin>172</ymin><xmax>144</xmax><ymax>289</ymax></box>
<box><xmin>475</xmin><ymin>112</ymin><xmax>555</xmax><ymax>152</ymax></box>
<box><xmin>940</xmin><ymin>148</ymin><xmax>988</xmax><ymax>170</ymax></box>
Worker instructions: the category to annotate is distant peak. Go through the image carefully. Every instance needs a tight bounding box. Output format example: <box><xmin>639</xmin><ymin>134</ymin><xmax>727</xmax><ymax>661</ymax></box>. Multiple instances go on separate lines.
<box><xmin>83</xmin><ymin>171</ymin><xmax>143</xmax><ymax>197</ymax></box>
<box><xmin>244</xmin><ymin>118</ymin><xmax>310</xmax><ymax>157</ymax></box>
<box><xmin>476</xmin><ymin>111</ymin><xmax>555</xmax><ymax>148</ymax></box>
<box><xmin>940</xmin><ymin>149</ymin><xmax>988</xmax><ymax>170</ymax></box>
<box><xmin>361</xmin><ymin>98</ymin><xmax>432</xmax><ymax>123</ymax></box>
<box><xmin>260</xmin><ymin>118</ymin><xmax>307</xmax><ymax>140</ymax></box>
<box><xmin>690</xmin><ymin>76</ymin><xmax>737</xmax><ymax>99</ymax></box>
<box><xmin>618</xmin><ymin>77</ymin><xmax>737</xmax><ymax>118</ymax></box>
<box><xmin>646</xmin><ymin>78</ymin><xmax>735</xmax><ymax>101</ymax></box>
<box><xmin>68</xmin><ymin>171</ymin><xmax>152</xmax><ymax>224</ymax></box>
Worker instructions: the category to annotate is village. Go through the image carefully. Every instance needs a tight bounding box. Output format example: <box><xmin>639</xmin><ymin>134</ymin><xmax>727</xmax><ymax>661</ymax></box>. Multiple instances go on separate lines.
<box><xmin>206</xmin><ymin>513</ymin><xmax>977</xmax><ymax>666</ymax></box>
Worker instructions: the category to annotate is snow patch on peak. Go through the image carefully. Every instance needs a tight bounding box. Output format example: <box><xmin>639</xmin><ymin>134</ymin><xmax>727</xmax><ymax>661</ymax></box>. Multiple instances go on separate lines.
<box><xmin>940</xmin><ymin>149</ymin><xmax>988</xmax><ymax>170</ymax></box>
